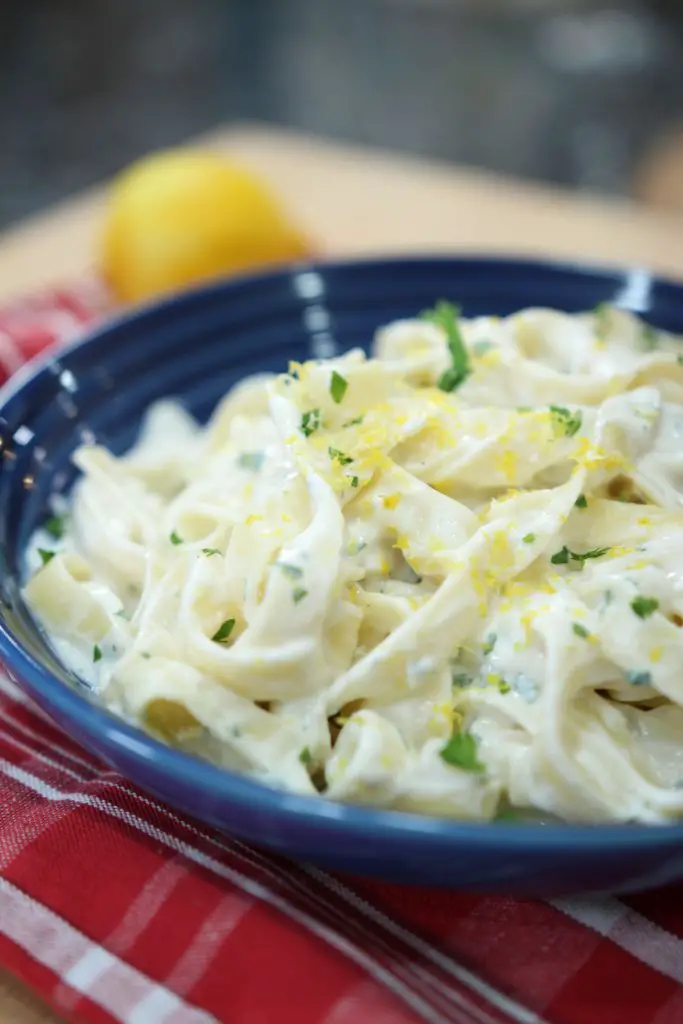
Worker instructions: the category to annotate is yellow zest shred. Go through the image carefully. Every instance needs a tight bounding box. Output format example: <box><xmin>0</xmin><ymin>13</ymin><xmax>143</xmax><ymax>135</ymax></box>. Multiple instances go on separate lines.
<box><xmin>493</xmin><ymin>449</ymin><xmax>518</xmax><ymax>483</ymax></box>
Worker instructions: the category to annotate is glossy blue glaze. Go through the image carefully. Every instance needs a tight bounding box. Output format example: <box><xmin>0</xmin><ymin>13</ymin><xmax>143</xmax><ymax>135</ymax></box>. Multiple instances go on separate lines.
<box><xmin>2</xmin><ymin>256</ymin><xmax>683</xmax><ymax>895</ymax></box>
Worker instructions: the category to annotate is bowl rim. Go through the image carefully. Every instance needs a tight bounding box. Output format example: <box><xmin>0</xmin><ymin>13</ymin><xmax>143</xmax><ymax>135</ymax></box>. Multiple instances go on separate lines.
<box><xmin>2</xmin><ymin>251</ymin><xmax>683</xmax><ymax>852</ymax></box>
<box><xmin>2</xmin><ymin>249</ymin><xmax>681</xmax><ymax>410</ymax></box>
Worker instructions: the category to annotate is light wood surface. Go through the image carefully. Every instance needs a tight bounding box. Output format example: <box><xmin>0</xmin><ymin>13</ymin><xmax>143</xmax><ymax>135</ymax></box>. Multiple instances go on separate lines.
<box><xmin>1</xmin><ymin>123</ymin><xmax>683</xmax><ymax>305</ymax></box>
<box><xmin>2</xmin><ymin>122</ymin><xmax>683</xmax><ymax>1024</ymax></box>
<box><xmin>634</xmin><ymin>126</ymin><xmax>683</xmax><ymax>212</ymax></box>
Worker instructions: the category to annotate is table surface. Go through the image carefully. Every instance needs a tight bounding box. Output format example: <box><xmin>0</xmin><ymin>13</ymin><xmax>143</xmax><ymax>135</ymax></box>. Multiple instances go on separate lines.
<box><xmin>2</xmin><ymin>122</ymin><xmax>683</xmax><ymax>1024</ymax></box>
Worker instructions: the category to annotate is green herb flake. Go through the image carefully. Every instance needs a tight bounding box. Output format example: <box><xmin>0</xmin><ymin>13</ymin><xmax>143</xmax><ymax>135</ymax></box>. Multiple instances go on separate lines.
<box><xmin>641</xmin><ymin>323</ymin><xmax>659</xmax><ymax>351</ymax></box>
<box><xmin>421</xmin><ymin>301</ymin><xmax>470</xmax><ymax>393</ymax></box>
<box><xmin>574</xmin><ymin>547</ymin><xmax>610</xmax><ymax>563</ymax></box>
<box><xmin>293</xmin><ymin>587</ymin><xmax>308</xmax><ymax>604</ymax></box>
<box><xmin>212</xmin><ymin>618</ymin><xmax>236</xmax><ymax>643</ymax></box>
<box><xmin>551</xmin><ymin>545</ymin><xmax>610</xmax><ymax>566</ymax></box>
<box><xmin>202</xmin><ymin>548</ymin><xmax>221</xmax><ymax>557</ymax></box>
<box><xmin>482</xmin><ymin>634</ymin><xmax>497</xmax><ymax>656</ymax></box>
<box><xmin>495</xmin><ymin>808</ymin><xmax>519</xmax><ymax>823</ymax></box>
<box><xmin>550</xmin><ymin>546</ymin><xmax>570</xmax><ymax>565</ymax></box>
<box><xmin>677</xmin><ymin>355</ymin><xmax>683</xmax><ymax>366</ymax></box>
<box><xmin>350</xmin><ymin>476</ymin><xmax>359</xmax><ymax>488</ymax></box>
<box><xmin>549</xmin><ymin>405</ymin><xmax>583</xmax><ymax>438</ymax></box>
<box><xmin>278</xmin><ymin>562</ymin><xmax>303</xmax><ymax>579</ymax></box>
<box><xmin>328</xmin><ymin>446</ymin><xmax>353</xmax><ymax>466</ymax></box>
<box><xmin>451</xmin><ymin>672</ymin><xmax>472</xmax><ymax>689</ymax></box>
<box><xmin>498</xmin><ymin>680</ymin><xmax>511</xmax><ymax>695</ymax></box>
<box><xmin>44</xmin><ymin>514</ymin><xmax>65</xmax><ymax>540</ymax></box>
<box><xmin>330</xmin><ymin>370</ymin><xmax>348</xmax><ymax>404</ymax></box>
<box><xmin>170</xmin><ymin>531</ymin><xmax>183</xmax><ymax>546</ymax></box>
<box><xmin>344</xmin><ymin>415</ymin><xmax>364</xmax><ymax>427</ymax></box>
<box><xmin>572</xmin><ymin>623</ymin><xmax>590</xmax><ymax>639</ymax></box>
<box><xmin>238</xmin><ymin>451</ymin><xmax>265</xmax><ymax>472</ymax></box>
<box><xmin>594</xmin><ymin>302</ymin><xmax>612</xmax><ymax>338</ymax></box>
<box><xmin>300</xmin><ymin>409</ymin><xmax>322</xmax><ymax>437</ymax></box>
<box><xmin>523</xmin><ymin>533</ymin><xmax>535</xmax><ymax>544</ymax></box>
<box><xmin>38</xmin><ymin>549</ymin><xmax>55</xmax><ymax>566</ymax></box>
<box><xmin>299</xmin><ymin>746</ymin><xmax>313</xmax><ymax>766</ymax></box>
<box><xmin>631</xmin><ymin>596</ymin><xmax>659</xmax><ymax>620</ymax></box>
<box><xmin>439</xmin><ymin>731</ymin><xmax>485</xmax><ymax>772</ymax></box>
<box><xmin>575</xmin><ymin>494</ymin><xmax>588</xmax><ymax>509</ymax></box>
<box><xmin>627</xmin><ymin>670</ymin><xmax>652</xmax><ymax>686</ymax></box>
<box><xmin>93</xmin><ymin>645</ymin><xmax>102</xmax><ymax>664</ymax></box>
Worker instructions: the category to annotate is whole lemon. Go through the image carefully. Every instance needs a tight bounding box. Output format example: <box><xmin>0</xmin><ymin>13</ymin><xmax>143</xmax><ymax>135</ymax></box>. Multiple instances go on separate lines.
<box><xmin>100</xmin><ymin>149</ymin><xmax>311</xmax><ymax>303</ymax></box>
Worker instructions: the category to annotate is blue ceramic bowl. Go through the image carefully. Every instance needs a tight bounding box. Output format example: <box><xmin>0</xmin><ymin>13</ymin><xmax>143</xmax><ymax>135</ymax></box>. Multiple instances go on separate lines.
<box><xmin>2</xmin><ymin>255</ymin><xmax>683</xmax><ymax>896</ymax></box>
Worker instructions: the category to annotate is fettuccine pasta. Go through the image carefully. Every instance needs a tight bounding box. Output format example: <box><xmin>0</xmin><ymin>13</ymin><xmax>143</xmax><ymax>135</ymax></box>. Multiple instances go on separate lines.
<box><xmin>24</xmin><ymin>302</ymin><xmax>683</xmax><ymax>823</ymax></box>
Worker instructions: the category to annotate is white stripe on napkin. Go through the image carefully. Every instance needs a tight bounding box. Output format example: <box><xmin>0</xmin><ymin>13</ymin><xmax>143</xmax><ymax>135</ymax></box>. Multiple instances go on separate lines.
<box><xmin>0</xmin><ymin>754</ymin><xmax>450</xmax><ymax>1024</ymax></box>
<box><xmin>0</xmin><ymin>709</ymin><xmax>523</xmax><ymax>1024</ymax></box>
<box><xmin>0</xmin><ymin>877</ymin><xmax>214</xmax><ymax>1024</ymax></box>
<box><xmin>553</xmin><ymin>897</ymin><xmax>683</xmax><ymax>986</ymax></box>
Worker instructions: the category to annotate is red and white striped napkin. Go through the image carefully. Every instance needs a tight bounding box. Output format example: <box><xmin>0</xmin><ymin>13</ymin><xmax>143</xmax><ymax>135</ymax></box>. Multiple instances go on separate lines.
<box><xmin>1</xmin><ymin>285</ymin><xmax>683</xmax><ymax>1024</ymax></box>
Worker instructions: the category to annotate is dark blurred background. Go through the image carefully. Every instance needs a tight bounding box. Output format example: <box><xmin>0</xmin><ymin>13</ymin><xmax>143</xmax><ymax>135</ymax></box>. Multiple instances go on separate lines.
<box><xmin>1</xmin><ymin>0</ymin><xmax>682</xmax><ymax>230</ymax></box>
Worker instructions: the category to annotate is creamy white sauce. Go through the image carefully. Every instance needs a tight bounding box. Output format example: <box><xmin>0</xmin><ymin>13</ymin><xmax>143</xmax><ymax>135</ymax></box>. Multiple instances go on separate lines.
<box><xmin>22</xmin><ymin>305</ymin><xmax>683</xmax><ymax>823</ymax></box>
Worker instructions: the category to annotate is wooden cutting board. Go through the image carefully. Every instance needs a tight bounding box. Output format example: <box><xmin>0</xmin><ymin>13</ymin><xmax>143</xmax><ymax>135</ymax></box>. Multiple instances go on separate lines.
<box><xmin>1</xmin><ymin>122</ymin><xmax>683</xmax><ymax>1024</ymax></box>
<box><xmin>1</xmin><ymin>123</ymin><xmax>683</xmax><ymax>304</ymax></box>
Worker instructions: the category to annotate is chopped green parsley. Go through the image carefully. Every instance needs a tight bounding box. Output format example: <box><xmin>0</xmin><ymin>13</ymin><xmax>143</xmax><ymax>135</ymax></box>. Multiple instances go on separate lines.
<box><xmin>631</xmin><ymin>596</ymin><xmax>659</xmax><ymax>620</ymax></box>
<box><xmin>627</xmin><ymin>670</ymin><xmax>652</xmax><ymax>686</ymax></box>
<box><xmin>170</xmin><ymin>531</ymin><xmax>183</xmax><ymax>546</ymax></box>
<box><xmin>640</xmin><ymin>323</ymin><xmax>659</xmax><ymax>351</ymax></box>
<box><xmin>202</xmin><ymin>548</ymin><xmax>221</xmax><ymax>557</ymax></box>
<box><xmin>451</xmin><ymin>672</ymin><xmax>472</xmax><ymax>689</ymax></box>
<box><xmin>44</xmin><ymin>515</ymin><xmax>65</xmax><ymax>540</ymax></box>
<box><xmin>93</xmin><ymin>645</ymin><xmax>102</xmax><ymax>663</ymax></box>
<box><xmin>300</xmin><ymin>409</ymin><xmax>321</xmax><ymax>437</ymax></box>
<box><xmin>328</xmin><ymin>446</ymin><xmax>353</xmax><ymax>466</ymax></box>
<box><xmin>421</xmin><ymin>301</ymin><xmax>470</xmax><ymax>392</ymax></box>
<box><xmin>594</xmin><ymin>302</ymin><xmax>612</xmax><ymax>337</ymax></box>
<box><xmin>299</xmin><ymin>746</ymin><xmax>313</xmax><ymax>766</ymax></box>
<box><xmin>292</xmin><ymin>587</ymin><xmax>308</xmax><ymax>604</ymax></box>
<box><xmin>549</xmin><ymin>405</ymin><xmax>583</xmax><ymax>438</ymax></box>
<box><xmin>38</xmin><ymin>549</ymin><xmax>55</xmax><ymax>566</ymax></box>
<box><xmin>238</xmin><ymin>451</ymin><xmax>265</xmax><ymax>471</ymax></box>
<box><xmin>439</xmin><ymin>731</ymin><xmax>485</xmax><ymax>772</ymax></box>
<box><xmin>277</xmin><ymin>562</ymin><xmax>303</xmax><ymax>579</ymax></box>
<box><xmin>212</xmin><ymin>619</ymin><xmax>235</xmax><ymax>643</ymax></box>
<box><xmin>572</xmin><ymin>623</ymin><xmax>590</xmax><ymax>639</ymax></box>
<box><xmin>575</xmin><ymin>494</ymin><xmax>588</xmax><ymax>509</ymax></box>
<box><xmin>523</xmin><ymin>533</ymin><xmax>535</xmax><ymax>544</ymax></box>
<box><xmin>495</xmin><ymin>808</ymin><xmax>519</xmax><ymax>823</ymax></box>
<box><xmin>330</xmin><ymin>370</ymin><xmax>348</xmax><ymax>404</ymax></box>
<box><xmin>551</xmin><ymin>545</ymin><xmax>610</xmax><ymax>566</ymax></box>
<box><xmin>550</xmin><ymin>546</ymin><xmax>570</xmax><ymax>565</ymax></box>
<box><xmin>482</xmin><ymin>634</ymin><xmax>497</xmax><ymax>656</ymax></box>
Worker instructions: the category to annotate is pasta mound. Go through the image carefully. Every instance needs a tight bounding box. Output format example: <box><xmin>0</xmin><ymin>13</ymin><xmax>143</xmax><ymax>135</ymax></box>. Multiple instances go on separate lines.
<box><xmin>25</xmin><ymin>303</ymin><xmax>683</xmax><ymax>823</ymax></box>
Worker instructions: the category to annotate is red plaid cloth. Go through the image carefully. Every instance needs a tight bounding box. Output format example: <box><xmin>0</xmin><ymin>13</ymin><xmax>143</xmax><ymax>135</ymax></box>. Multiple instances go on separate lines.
<box><xmin>2</xmin><ymin>287</ymin><xmax>683</xmax><ymax>1024</ymax></box>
